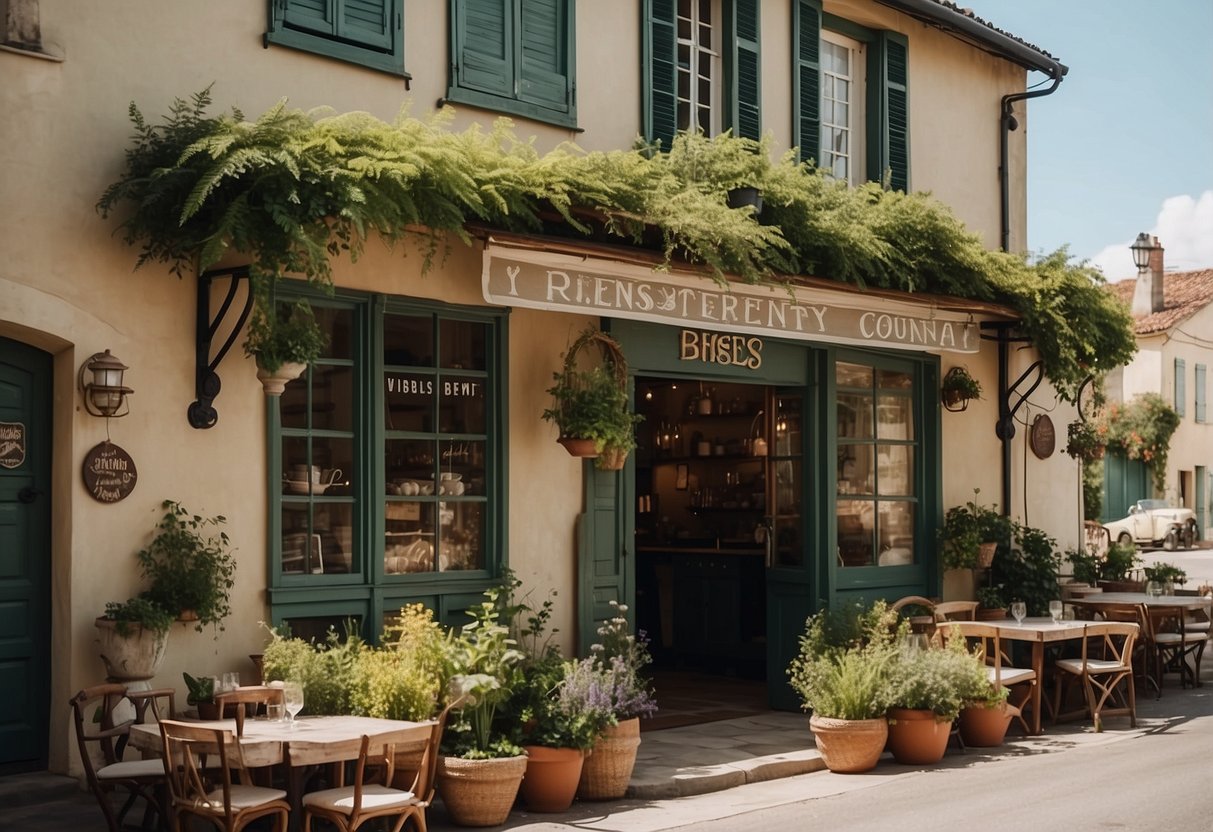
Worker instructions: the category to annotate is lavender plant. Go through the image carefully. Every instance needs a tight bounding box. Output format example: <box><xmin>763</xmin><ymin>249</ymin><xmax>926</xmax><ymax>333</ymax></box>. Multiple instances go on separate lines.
<box><xmin>587</xmin><ymin>601</ymin><xmax>657</xmax><ymax>720</ymax></box>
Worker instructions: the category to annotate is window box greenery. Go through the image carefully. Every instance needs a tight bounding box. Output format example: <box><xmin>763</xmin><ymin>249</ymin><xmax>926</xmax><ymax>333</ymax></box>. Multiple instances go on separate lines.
<box><xmin>137</xmin><ymin>500</ymin><xmax>236</xmax><ymax>633</ymax></box>
<box><xmin>940</xmin><ymin>366</ymin><xmax>982</xmax><ymax>412</ymax></box>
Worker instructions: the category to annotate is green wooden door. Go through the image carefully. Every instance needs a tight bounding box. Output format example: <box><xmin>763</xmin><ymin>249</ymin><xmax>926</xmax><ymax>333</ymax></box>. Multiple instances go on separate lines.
<box><xmin>1101</xmin><ymin>452</ymin><xmax>1150</xmax><ymax>523</ymax></box>
<box><xmin>577</xmin><ymin>459</ymin><xmax>634</xmax><ymax>656</ymax></box>
<box><xmin>0</xmin><ymin>337</ymin><xmax>51</xmax><ymax>773</ymax></box>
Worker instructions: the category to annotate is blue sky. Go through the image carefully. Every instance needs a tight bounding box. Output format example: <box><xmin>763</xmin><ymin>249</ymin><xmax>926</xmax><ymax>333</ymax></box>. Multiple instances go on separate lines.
<box><xmin>962</xmin><ymin>0</ymin><xmax>1213</xmax><ymax>280</ymax></box>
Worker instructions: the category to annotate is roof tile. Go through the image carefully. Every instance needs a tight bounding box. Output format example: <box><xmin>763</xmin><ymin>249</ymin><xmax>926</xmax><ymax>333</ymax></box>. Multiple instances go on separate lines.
<box><xmin>1108</xmin><ymin>269</ymin><xmax>1213</xmax><ymax>334</ymax></box>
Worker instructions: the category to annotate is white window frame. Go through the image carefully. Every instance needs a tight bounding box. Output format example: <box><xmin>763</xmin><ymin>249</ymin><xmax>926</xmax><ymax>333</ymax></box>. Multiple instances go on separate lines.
<box><xmin>820</xmin><ymin>29</ymin><xmax>866</xmax><ymax>185</ymax></box>
<box><xmin>676</xmin><ymin>0</ymin><xmax>721</xmax><ymax>135</ymax></box>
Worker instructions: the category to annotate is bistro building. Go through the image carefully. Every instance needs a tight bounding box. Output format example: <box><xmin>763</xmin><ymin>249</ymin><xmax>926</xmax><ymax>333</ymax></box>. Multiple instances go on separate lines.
<box><xmin>0</xmin><ymin>0</ymin><xmax>1092</xmax><ymax>777</ymax></box>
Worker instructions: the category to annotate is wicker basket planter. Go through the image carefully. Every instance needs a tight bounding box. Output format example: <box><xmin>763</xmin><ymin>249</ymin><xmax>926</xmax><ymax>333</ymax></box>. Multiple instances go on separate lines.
<box><xmin>808</xmin><ymin>715</ymin><xmax>887</xmax><ymax>773</ymax></box>
<box><xmin>577</xmin><ymin>717</ymin><xmax>641</xmax><ymax>800</ymax></box>
<box><xmin>436</xmin><ymin>754</ymin><xmax>527</xmax><ymax>827</ymax></box>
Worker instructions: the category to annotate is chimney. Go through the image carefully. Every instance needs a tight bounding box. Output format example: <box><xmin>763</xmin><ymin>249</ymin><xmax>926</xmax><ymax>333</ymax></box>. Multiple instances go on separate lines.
<box><xmin>1131</xmin><ymin>236</ymin><xmax>1165</xmax><ymax>316</ymax></box>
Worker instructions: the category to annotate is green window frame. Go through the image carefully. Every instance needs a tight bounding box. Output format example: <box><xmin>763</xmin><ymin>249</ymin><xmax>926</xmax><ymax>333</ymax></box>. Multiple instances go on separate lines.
<box><xmin>1176</xmin><ymin>357</ymin><xmax>1187</xmax><ymax>418</ymax></box>
<box><xmin>643</xmin><ymin>0</ymin><xmax>761</xmax><ymax>148</ymax></box>
<box><xmin>793</xmin><ymin>2</ymin><xmax>910</xmax><ymax>192</ymax></box>
<box><xmin>265</xmin><ymin>289</ymin><xmax>508</xmax><ymax>642</ymax></box>
<box><xmin>446</xmin><ymin>0</ymin><xmax>577</xmax><ymax>129</ymax></box>
<box><xmin>1196</xmin><ymin>363</ymin><xmax>1207</xmax><ymax>423</ymax></box>
<box><xmin>266</xmin><ymin>0</ymin><xmax>407</xmax><ymax>78</ymax></box>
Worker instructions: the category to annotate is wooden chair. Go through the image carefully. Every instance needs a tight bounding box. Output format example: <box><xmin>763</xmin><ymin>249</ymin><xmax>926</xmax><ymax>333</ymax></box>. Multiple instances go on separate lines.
<box><xmin>1053</xmin><ymin>622</ymin><xmax>1138</xmax><ymax>731</ymax></box>
<box><xmin>933</xmin><ymin>601</ymin><xmax>979</xmax><ymax>623</ymax></box>
<box><xmin>299</xmin><ymin>717</ymin><xmax>444</xmax><ymax>832</ymax></box>
<box><xmin>1146</xmin><ymin>608</ymin><xmax>1205</xmax><ymax>691</ymax></box>
<box><xmin>214</xmin><ymin>686</ymin><xmax>286</xmax><ymax>736</ymax></box>
<box><xmin>158</xmin><ymin>719</ymin><xmax>290</xmax><ymax>832</ymax></box>
<box><xmin>890</xmin><ymin>595</ymin><xmax>937</xmax><ymax>639</ymax></box>
<box><xmin>944</xmin><ymin>622</ymin><xmax>1036</xmax><ymax>735</ymax></box>
<box><xmin>70</xmin><ymin>683</ymin><xmax>174</xmax><ymax>832</ymax></box>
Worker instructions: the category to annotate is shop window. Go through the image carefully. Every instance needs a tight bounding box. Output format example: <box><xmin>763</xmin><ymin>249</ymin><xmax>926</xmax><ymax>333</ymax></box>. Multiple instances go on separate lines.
<box><xmin>269</xmin><ymin>293</ymin><xmax>505</xmax><ymax>639</ymax></box>
<box><xmin>836</xmin><ymin>358</ymin><xmax>918</xmax><ymax>567</ymax></box>
<box><xmin>266</xmin><ymin>0</ymin><xmax>407</xmax><ymax>78</ymax></box>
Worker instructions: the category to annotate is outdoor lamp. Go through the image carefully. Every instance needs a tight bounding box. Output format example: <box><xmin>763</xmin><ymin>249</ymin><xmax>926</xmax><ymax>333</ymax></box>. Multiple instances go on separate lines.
<box><xmin>79</xmin><ymin>350</ymin><xmax>133</xmax><ymax>417</ymax></box>
<box><xmin>1130</xmin><ymin>232</ymin><xmax>1153</xmax><ymax>272</ymax></box>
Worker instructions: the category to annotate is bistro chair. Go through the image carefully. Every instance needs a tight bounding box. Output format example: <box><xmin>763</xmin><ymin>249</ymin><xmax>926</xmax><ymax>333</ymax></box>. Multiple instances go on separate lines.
<box><xmin>1052</xmin><ymin>622</ymin><xmax>1138</xmax><ymax>731</ymax></box>
<box><xmin>298</xmin><ymin>719</ymin><xmax>442</xmax><ymax>832</ymax></box>
<box><xmin>214</xmin><ymin>686</ymin><xmax>286</xmax><ymax>737</ymax></box>
<box><xmin>158</xmin><ymin>719</ymin><xmax>290</xmax><ymax>832</ymax></box>
<box><xmin>1146</xmin><ymin>607</ymin><xmax>1205</xmax><ymax>691</ymax></box>
<box><xmin>1098</xmin><ymin>604</ymin><xmax>1157</xmax><ymax>698</ymax></box>
<box><xmin>890</xmin><ymin>595</ymin><xmax>938</xmax><ymax>641</ymax></box>
<box><xmin>944</xmin><ymin>621</ymin><xmax>1036</xmax><ymax>735</ymax></box>
<box><xmin>70</xmin><ymin>683</ymin><xmax>175</xmax><ymax>832</ymax></box>
<box><xmin>933</xmin><ymin>601</ymin><xmax>979</xmax><ymax>623</ymax></box>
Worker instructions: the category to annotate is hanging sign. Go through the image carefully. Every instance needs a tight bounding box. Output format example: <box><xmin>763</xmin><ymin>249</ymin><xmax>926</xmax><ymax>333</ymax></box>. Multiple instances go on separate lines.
<box><xmin>482</xmin><ymin>243</ymin><xmax>981</xmax><ymax>354</ymax></box>
<box><xmin>82</xmin><ymin>441</ymin><xmax>138</xmax><ymax>503</ymax></box>
<box><xmin>0</xmin><ymin>422</ymin><xmax>26</xmax><ymax>469</ymax></box>
<box><xmin>1030</xmin><ymin>414</ymin><xmax>1056</xmax><ymax>459</ymax></box>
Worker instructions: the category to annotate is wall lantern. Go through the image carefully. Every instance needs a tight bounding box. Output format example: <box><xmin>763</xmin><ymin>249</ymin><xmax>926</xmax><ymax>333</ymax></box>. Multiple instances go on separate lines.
<box><xmin>1130</xmin><ymin>232</ymin><xmax>1153</xmax><ymax>272</ymax></box>
<box><xmin>78</xmin><ymin>350</ymin><xmax>133</xmax><ymax>417</ymax></box>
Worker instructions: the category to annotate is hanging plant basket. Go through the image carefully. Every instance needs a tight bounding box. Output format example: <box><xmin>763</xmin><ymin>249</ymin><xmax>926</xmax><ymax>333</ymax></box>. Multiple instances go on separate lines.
<box><xmin>558</xmin><ymin>437</ymin><xmax>600</xmax><ymax>458</ymax></box>
<box><xmin>977</xmin><ymin>541</ymin><xmax>998</xmax><ymax>569</ymax></box>
<box><xmin>941</xmin><ymin>366</ymin><xmax>982</xmax><ymax>413</ymax></box>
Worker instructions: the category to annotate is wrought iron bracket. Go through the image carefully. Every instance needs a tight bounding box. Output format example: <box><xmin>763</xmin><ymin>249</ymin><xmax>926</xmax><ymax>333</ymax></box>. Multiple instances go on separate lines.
<box><xmin>188</xmin><ymin>267</ymin><xmax>254</xmax><ymax>429</ymax></box>
<box><xmin>996</xmin><ymin>359</ymin><xmax>1044</xmax><ymax>440</ymax></box>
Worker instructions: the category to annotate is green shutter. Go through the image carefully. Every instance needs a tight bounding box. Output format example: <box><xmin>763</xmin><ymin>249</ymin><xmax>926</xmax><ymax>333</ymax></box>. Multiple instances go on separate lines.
<box><xmin>792</xmin><ymin>0</ymin><xmax>822</xmax><ymax>165</ymax></box>
<box><xmin>517</xmin><ymin>0</ymin><xmax>571</xmax><ymax>113</ymax></box>
<box><xmin>725</xmin><ymin>0</ymin><xmax>761</xmax><ymax>140</ymax></box>
<box><xmin>874</xmin><ymin>30</ymin><xmax>910</xmax><ymax>191</ymax></box>
<box><xmin>643</xmin><ymin>0</ymin><xmax>678</xmax><ymax>148</ymax></box>
<box><xmin>577</xmin><ymin>463</ymin><xmax>634</xmax><ymax>657</ymax></box>
<box><xmin>1196</xmin><ymin>364</ymin><xmax>1207</xmax><ymax>423</ymax></box>
<box><xmin>281</xmin><ymin>0</ymin><xmax>336</xmax><ymax>38</ymax></box>
<box><xmin>1176</xmin><ymin>357</ymin><xmax>1187</xmax><ymax>417</ymax></box>
<box><xmin>269</xmin><ymin>0</ymin><xmax>404</xmax><ymax>76</ymax></box>
<box><xmin>341</xmin><ymin>0</ymin><xmax>393</xmax><ymax>51</ymax></box>
<box><xmin>455</xmin><ymin>0</ymin><xmax>513</xmax><ymax>98</ymax></box>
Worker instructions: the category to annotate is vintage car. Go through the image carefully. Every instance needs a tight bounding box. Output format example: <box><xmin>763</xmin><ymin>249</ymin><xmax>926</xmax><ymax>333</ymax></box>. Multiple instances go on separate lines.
<box><xmin>1103</xmin><ymin>499</ymin><xmax>1199</xmax><ymax>551</ymax></box>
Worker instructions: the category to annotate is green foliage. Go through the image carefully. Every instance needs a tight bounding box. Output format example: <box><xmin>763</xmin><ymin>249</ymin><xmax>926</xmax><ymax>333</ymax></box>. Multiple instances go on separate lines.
<box><xmin>941</xmin><ymin>366</ymin><xmax>982</xmax><ymax>404</ymax></box>
<box><xmin>1143</xmin><ymin>561</ymin><xmax>1186</xmax><ymax>586</ymax></box>
<box><xmin>1066</xmin><ymin>541</ymin><xmax>1140</xmax><ymax>585</ymax></box>
<box><xmin>137</xmin><ymin>500</ymin><xmax>235</xmax><ymax>633</ymax></box>
<box><xmin>1064</xmin><ymin>419</ymin><xmax>1106</xmax><ymax>463</ymax></box>
<box><xmin>975</xmin><ymin>585</ymin><xmax>1006</xmax><ymax>610</ymax></box>
<box><xmin>260</xmin><ymin>623</ymin><xmax>365</xmax><ymax>716</ymax></box>
<box><xmin>1098</xmin><ymin>394</ymin><xmax>1180</xmax><ymax>491</ymax></box>
<box><xmin>990</xmin><ymin>523</ymin><xmax>1061</xmax><ymax>617</ymax></box>
<box><xmin>542</xmin><ymin>365</ymin><xmax>642</xmax><ymax>455</ymax></box>
<box><xmin>99</xmin><ymin>95</ymin><xmax>1136</xmax><ymax>402</ymax></box>
<box><xmin>102</xmin><ymin>596</ymin><xmax>174</xmax><ymax>637</ymax></box>
<box><xmin>939</xmin><ymin>490</ymin><xmax>1011</xmax><ymax>570</ymax></box>
<box><xmin>244</xmin><ymin>297</ymin><xmax>327</xmax><ymax>372</ymax></box>
<box><xmin>348</xmin><ymin>604</ymin><xmax>447</xmax><ymax>721</ymax></box>
<box><xmin>787</xmin><ymin>600</ymin><xmax>903</xmax><ymax>719</ymax></box>
<box><xmin>1081</xmin><ymin>458</ymin><xmax>1104</xmax><ymax>521</ymax></box>
<box><xmin>588</xmin><ymin>600</ymin><xmax>657</xmax><ymax>719</ymax></box>
<box><xmin>889</xmin><ymin>637</ymin><xmax>989</xmax><ymax>721</ymax></box>
<box><xmin>183</xmin><ymin>672</ymin><xmax>215</xmax><ymax>706</ymax></box>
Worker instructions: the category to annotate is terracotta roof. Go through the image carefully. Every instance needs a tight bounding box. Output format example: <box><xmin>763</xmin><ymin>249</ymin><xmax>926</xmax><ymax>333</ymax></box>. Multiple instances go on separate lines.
<box><xmin>1108</xmin><ymin>269</ymin><xmax>1213</xmax><ymax>335</ymax></box>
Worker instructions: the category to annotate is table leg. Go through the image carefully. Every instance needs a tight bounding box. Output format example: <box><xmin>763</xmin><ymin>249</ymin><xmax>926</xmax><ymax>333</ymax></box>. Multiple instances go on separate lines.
<box><xmin>1030</xmin><ymin>642</ymin><xmax>1044</xmax><ymax>735</ymax></box>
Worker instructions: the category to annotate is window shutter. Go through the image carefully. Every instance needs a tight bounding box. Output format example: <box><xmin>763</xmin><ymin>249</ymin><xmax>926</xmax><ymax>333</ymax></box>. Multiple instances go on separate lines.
<box><xmin>1176</xmin><ymin>357</ymin><xmax>1187</xmax><ymax>417</ymax></box>
<box><xmin>280</xmin><ymin>0</ymin><xmax>337</xmax><ymax>38</ymax></box>
<box><xmin>643</xmin><ymin>0</ymin><xmax>678</xmax><ymax>148</ymax></box>
<box><xmin>725</xmin><ymin>0</ymin><xmax>761</xmax><ymax>140</ymax></box>
<box><xmin>1197</xmin><ymin>364</ymin><xmax>1207</xmax><ymax>422</ymax></box>
<box><xmin>455</xmin><ymin>0</ymin><xmax>513</xmax><ymax>98</ymax></box>
<box><xmin>517</xmin><ymin>0</ymin><xmax>571</xmax><ymax>113</ymax></box>
<box><xmin>792</xmin><ymin>0</ymin><xmax>822</xmax><ymax>165</ymax></box>
<box><xmin>874</xmin><ymin>30</ymin><xmax>910</xmax><ymax>191</ymax></box>
<box><xmin>341</xmin><ymin>0</ymin><xmax>393</xmax><ymax>52</ymax></box>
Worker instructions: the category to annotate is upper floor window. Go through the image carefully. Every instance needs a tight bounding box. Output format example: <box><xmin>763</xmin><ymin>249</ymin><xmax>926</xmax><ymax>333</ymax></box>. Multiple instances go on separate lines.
<box><xmin>644</xmin><ymin>0</ymin><xmax>760</xmax><ymax>147</ymax></box>
<box><xmin>820</xmin><ymin>30</ymin><xmax>866</xmax><ymax>184</ymax></box>
<box><xmin>266</xmin><ymin>0</ymin><xmax>407</xmax><ymax>78</ymax></box>
<box><xmin>447</xmin><ymin>0</ymin><xmax>577</xmax><ymax>129</ymax></box>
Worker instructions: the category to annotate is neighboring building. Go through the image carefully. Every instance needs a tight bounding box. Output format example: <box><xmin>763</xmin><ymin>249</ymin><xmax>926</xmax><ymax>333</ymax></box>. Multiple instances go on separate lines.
<box><xmin>2</xmin><ymin>0</ymin><xmax>1084</xmax><ymax>777</ymax></box>
<box><xmin>1106</xmin><ymin>241</ymin><xmax>1213</xmax><ymax>535</ymax></box>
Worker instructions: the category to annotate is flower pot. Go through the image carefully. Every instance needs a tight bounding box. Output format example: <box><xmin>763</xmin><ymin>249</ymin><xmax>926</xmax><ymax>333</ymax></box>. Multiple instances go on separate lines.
<box><xmin>1099</xmin><ymin>579</ymin><xmax>1145</xmax><ymax>593</ymax></box>
<box><xmin>975</xmin><ymin>607</ymin><xmax>1008</xmax><ymax>621</ymax></box>
<box><xmin>577</xmin><ymin>717</ymin><xmax>641</xmax><ymax>800</ymax></box>
<box><xmin>977</xmin><ymin>541</ymin><xmax>998</xmax><ymax>569</ymax></box>
<box><xmin>808</xmin><ymin>715</ymin><xmax>887</xmax><ymax>774</ymax></box>
<box><xmin>520</xmin><ymin>746</ymin><xmax>585</xmax><ymax>812</ymax></box>
<box><xmin>437</xmin><ymin>754</ymin><xmax>527</xmax><ymax>827</ymax></box>
<box><xmin>725</xmin><ymin>186</ymin><xmax>763</xmax><ymax>213</ymax></box>
<box><xmin>595</xmin><ymin>446</ymin><xmax>629</xmax><ymax>471</ymax></box>
<box><xmin>195</xmin><ymin>701</ymin><xmax>221</xmax><ymax>721</ymax></box>
<box><xmin>886</xmin><ymin>708</ymin><xmax>951</xmax><ymax>765</ymax></box>
<box><xmin>558</xmin><ymin>437</ymin><xmax>599</xmax><ymax>458</ymax></box>
<box><xmin>958</xmin><ymin>702</ymin><xmax>1014</xmax><ymax>747</ymax></box>
<box><xmin>94</xmin><ymin>617</ymin><xmax>168</xmax><ymax>682</ymax></box>
<box><xmin>256</xmin><ymin>361</ymin><xmax>307</xmax><ymax>396</ymax></box>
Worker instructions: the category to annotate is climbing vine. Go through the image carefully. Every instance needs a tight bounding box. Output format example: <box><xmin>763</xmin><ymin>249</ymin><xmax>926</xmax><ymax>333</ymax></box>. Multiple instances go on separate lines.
<box><xmin>1098</xmin><ymin>393</ymin><xmax>1180</xmax><ymax>491</ymax></box>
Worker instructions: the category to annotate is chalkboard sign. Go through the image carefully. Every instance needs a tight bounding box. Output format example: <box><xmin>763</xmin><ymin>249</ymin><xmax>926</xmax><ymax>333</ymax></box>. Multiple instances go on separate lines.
<box><xmin>82</xmin><ymin>441</ymin><xmax>138</xmax><ymax>503</ymax></box>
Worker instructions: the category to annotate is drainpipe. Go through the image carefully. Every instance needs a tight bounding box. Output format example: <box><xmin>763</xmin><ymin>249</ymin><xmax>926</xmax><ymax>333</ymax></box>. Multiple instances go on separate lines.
<box><xmin>999</xmin><ymin>72</ymin><xmax>1065</xmax><ymax>252</ymax></box>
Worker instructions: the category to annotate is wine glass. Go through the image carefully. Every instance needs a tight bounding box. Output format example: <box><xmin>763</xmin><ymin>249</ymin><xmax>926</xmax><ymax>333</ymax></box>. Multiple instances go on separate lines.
<box><xmin>1048</xmin><ymin>600</ymin><xmax>1063</xmax><ymax>623</ymax></box>
<box><xmin>1010</xmin><ymin>601</ymin><xmax>1027</xmax><ymax>624</ymax></box>
<box><xmin>282</xmin><ymin>681</ymin><xmax>304</xmax><ymax>727</ymax></box>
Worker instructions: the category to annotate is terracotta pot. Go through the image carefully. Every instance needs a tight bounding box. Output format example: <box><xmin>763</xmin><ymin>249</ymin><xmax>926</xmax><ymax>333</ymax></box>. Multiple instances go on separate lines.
<box><xmin>558</xmin><ymin>437</ymin><xmax>599</xmax><ymax>458</ymax></box>
<box><xmin>975</xmin><ymin>607</ymin><xmax>1008</xmax><ymax>621</ymax></box>
<box><xmin>195</xmin><ymin>701</ymin><xmax>221</xmax><ymax>721</ymax></box>
<box><xmin>437</xmin><ymin>754</ymin><xmax>527</xmax><ymax>827</ymax></box>
<box><xmin>808</xmin><ymin>715</ymin><xmax>887</xmax><ymax>774</ymax></box>
<box><xmin>1099</xmin><ymin>579</ymin><xmax>1145</xmax><ymax>593</ymax></box>
<box><xmin>93</xmin><ymin>617</ymin><xmax>168</xmax><ymax>682</ymax></box>
<box><xmin>958</xmin><ymin>702</ymin><xmax>1014</xmax><ymax>747</ymax></box>
<box><xmin>577</xmin><ymin>717</ymin><xmax>641</xmax><ymax>800</ymax></box>
<box><xmin>256</xmin><ymin>361</ymin><xmax>307</xmax><ymax>396</ymax></box>
<box><xmin>520</xmin><ymin>746</ymin><xmax>585</xmax><ymax>812</ymax></box>
<box><xmin>977</xmin><ymin>542</ymin><xmax>998</xmax><ymax>568</ymax></box>
<box><xmin>886</xmin><ymin>708</ymin><xmax>952</xmax><ymax>765</ymax></box>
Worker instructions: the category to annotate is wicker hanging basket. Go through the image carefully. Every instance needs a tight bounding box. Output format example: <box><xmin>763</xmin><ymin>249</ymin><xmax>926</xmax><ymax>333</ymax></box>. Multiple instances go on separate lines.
<box><xmin>548</xmin><ymin>329</ymin><xmax>636</xmax><ymax>469</ymax></box>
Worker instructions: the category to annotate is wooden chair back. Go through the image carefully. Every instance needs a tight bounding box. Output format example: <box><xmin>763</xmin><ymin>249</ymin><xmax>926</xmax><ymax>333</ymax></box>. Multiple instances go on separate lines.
<box><xmin>933</xmin><ymin>601</ymin><xmax>979</xmax><ymax>622</ymax></box>
<box><xmin>214</xmin><ymin>686</ymin><xmax>285</xmax><ymax>736</ymax></box>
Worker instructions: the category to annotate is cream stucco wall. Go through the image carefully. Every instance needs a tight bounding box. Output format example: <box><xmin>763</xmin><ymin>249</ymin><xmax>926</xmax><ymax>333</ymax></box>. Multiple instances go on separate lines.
<box><xmin>2</xmin><ymin>0</ymin><xmax>1051</xmax><ymax>776</ymax></box>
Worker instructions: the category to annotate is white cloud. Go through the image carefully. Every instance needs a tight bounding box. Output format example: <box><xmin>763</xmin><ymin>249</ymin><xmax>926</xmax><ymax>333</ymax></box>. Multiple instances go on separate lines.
<box><xmin>1089</xmin><ymin>191</ymin><xmax>1213</xmax><ymax>281</ymax></box>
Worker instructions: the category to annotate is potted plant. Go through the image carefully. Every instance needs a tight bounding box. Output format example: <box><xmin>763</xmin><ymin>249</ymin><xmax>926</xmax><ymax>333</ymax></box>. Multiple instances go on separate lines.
<box><xmin>1143</xmin><ymin>561</ymin><xmax>1187</xmax><ymax>593</ymax></box>
<box><xmin>939</xmin><ymin>489</ymin><xmax>1008</xmax><ymax>570</ymax></box>
<box><xmin>940</xmin><ymin>366</ymin><xmax>982</xmax><ymax>412</ymax></box>
<box><xmin>542</xmin><ymin>328</ymin><xmax>643</xmax><ymax>470</ymax></box>
<box><xmin>1095</xmin><ymin>542</ymin><xmax>1143</xmax><ymax>592</ymax></box>
<box><xmin>1064</xmin><ymin>418</ymin><xmax>1106</xmax><ymax>462</ymax></box>
<box><xmin>137</xmin><ymin>500</ymin><xmax>236</xmax><ymax>633</ymax></box>
<box><xmin>958</xmin><ymin>678</ymin><xmax>1014</xmax><ymax>748</ymax></box>
<box><xmin>886</xmin><ymin>637</ymin><xmax>987</xmax><ymax>765</ymax></box>
<box><xmin>786</xmin><ymin>601</ymin><xmax>901</xmax><ymax>773</ymax></box>
<box><xmin>183</xmin><ymin>672</ymin><xmax>220</xmax><ymax>720</ymax></box>
<box><xmin>95</xmin><ymin>596</ymin><xmax>175</xmax><ymax>682</ymax></box>
<box><xmin>244</xmin><ymin>297</ymin><xmax>327</xmax><ymax>395</ymax></box>
<box><xmin>975</xmin><ymin>585</ymin><xmax>1008</xmax><ymax>620</ymax></box>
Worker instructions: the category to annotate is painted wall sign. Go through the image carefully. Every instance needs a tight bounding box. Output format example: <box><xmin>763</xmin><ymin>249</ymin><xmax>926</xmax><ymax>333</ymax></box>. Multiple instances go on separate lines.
<box><xmin>1030</xmin><ymin>414</ymin><xmax>1056</xmax><ymax>459</ymax></box>
<box><xmin>0</xmin><ymin>421</ymin><xmax>26</xmax><ymax>469</ymax></box>
<box><xmin>82</xmin><ymin>441</ymin><xmax>138</xmax><ymax>503</ymax></box>
<box><xmin>482</xmin><ymin>244</ymin><xmax>981</xmax><ymax>354</ymax></box>
<box><xmin>679</xmin><ymin>329</ymin><xmax>763</xmax><ymax>369</ymax></box>
<box><xmin>385</xmin><ymin>374</ymin><xmax>483</xmax><ymax>400</ymax></box>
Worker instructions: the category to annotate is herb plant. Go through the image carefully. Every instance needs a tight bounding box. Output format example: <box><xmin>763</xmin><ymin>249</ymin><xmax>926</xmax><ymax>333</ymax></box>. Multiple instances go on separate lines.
<box><xmin>102</xmin><ymin>596</ymin><xmax>174</xmax><ymax>637</ymax></box>
<box><xmin>137</xmin><ymin>500</ymin><xmax>236</xmax><ymax>633</ymax></box>
<box><xmin>889</xmin><ymin>636</ymin><xmax>988</xmax><ymax>721</ymax></box>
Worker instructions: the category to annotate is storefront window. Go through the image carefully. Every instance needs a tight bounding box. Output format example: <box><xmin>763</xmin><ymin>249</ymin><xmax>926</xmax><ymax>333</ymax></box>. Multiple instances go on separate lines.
<box><xmin>836</xmin><ymin>358</ymin><xmax>917</xmax><ymax>567</ymax></box>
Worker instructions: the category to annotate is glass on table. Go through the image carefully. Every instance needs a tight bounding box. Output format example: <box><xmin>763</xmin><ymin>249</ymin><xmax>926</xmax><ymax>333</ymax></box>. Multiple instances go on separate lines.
<box><xmin>1048</xmin><ymin>600</ymin><xmax>1063</xmax><ymax>623</ymax></box>
<box><xmin>1010</xmin><ymin>601</ymin><xmax>1027</xmax><ymax>624</ymax></box>
<box><xmin>282</xmin><ymin>680</ymin><xmax>305</xmax><ymax>727</ymax></box>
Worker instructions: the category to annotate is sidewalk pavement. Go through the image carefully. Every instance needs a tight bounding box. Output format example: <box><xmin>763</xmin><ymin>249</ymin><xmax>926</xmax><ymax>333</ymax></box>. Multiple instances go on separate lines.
<box><xmin>5</xmin><ymin>658</ymin><xmax>1210</xmax><ymax>832</ymax></box>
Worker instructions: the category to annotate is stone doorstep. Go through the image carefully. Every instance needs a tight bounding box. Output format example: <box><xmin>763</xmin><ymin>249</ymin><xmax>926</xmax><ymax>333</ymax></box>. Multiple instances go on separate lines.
<box><xmin>627</xmin><ymin>747</ymin><xmax>826</xmax><ymax>799</ymax></box>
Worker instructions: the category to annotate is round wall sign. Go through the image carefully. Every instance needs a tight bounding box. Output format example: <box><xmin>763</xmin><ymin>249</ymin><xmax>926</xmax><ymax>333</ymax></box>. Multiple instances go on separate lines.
<box><xmin>1029</xmin><ymin>414</ymin><xmax>1056</xmax><ymax>459</ymax></box>
<box><xmin>82</xmin><ymin>441</ymin><xmax>138</xmax><ymax>503</ymax></box>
